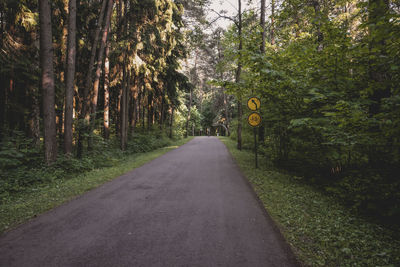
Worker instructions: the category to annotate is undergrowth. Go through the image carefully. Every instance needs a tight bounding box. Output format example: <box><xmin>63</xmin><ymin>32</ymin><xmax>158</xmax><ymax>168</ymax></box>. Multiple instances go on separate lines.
<box><xmin>220</xmin><ymin>137</ymin><xmax>400</xmax><ymax>266</ymax></box>
<box><xmin>0</xmin><ymin>132</ymin><xmax>173</xmax><ymax>200</ymax></box>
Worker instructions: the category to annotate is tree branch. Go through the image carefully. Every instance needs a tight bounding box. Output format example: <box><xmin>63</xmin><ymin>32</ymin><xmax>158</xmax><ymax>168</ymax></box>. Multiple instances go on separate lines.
<box><xmin>209</xmin><ymin>9</ymin><xmax>239</xmax><ymax>28</ymax></box>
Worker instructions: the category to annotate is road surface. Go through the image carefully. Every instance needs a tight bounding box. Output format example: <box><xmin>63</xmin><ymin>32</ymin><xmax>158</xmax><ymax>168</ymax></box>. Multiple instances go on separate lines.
<box><xmin>0</xmin><ymin>137</ymin><xmax>298</xmax><ymax>267</ymax></box>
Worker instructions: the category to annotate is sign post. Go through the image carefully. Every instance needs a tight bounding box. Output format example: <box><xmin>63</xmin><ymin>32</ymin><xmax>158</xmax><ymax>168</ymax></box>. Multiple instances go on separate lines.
<box><xmin>247</xmin><ymin>97</ymin><xmax>261</xmax><ymax>168</ymax></box>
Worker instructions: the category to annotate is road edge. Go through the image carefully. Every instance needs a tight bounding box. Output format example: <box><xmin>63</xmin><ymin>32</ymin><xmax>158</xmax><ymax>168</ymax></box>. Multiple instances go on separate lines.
<box><xmin>218</xmin><ymin>137</ymin><xmax>301</xmax><ymax>267</ymax></box>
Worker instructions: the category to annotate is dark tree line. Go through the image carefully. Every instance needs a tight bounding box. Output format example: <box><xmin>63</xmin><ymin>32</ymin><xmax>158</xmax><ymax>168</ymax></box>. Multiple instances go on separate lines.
<box><xmin>0</xmin><ymin>0</ymin><xmax>193</xmax><ymax>164</ymax></box>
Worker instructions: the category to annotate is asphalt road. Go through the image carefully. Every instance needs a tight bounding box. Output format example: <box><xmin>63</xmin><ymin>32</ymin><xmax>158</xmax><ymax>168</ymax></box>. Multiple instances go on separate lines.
<box><xmin>0</xmin><ymin>137</ymin><xmax>298</xmax><ymax>267</ymax></box>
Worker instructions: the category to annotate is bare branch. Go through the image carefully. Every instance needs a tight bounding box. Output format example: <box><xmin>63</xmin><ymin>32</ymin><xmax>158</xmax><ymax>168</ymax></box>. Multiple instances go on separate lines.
<box><xmin>209</xmin><ymin>9</ymin><xmax>239</xmax><ymax>28</ymax></box>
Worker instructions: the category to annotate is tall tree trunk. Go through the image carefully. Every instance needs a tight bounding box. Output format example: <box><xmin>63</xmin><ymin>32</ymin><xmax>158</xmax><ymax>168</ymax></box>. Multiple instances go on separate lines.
<box><xmin>185</xmin><ymin>87</ymin><xmax>192</xmax><ymax>138</ymax></box>
<box><xmin>236</xmin><ymin>0</ymin><xmax>243</xmax><ymax>150</ymax></box>
<box><xmin>258</xmin><ymin>0</ymin><xmax>266</xmax><ymax>142</ymax></box>
<box><xmin>120</xmin><ymin>60</ymin><xmax>128</xmax><ymax>150</ymax></box>
<box><xmin>217</xmin><ymin>33</ymin><xmax>230</xmax><ymax>137</ymax></box>
<box><xmin>116</xmin><ymin>86</ymin><xmax>122</xmax><ymax>136</ymax></box>
<box><xmin>169</xmin><ymin>107</ymin><xmax>174</xmax><ymax>138</ymax></box>
<box><xmin>64</xmin><ymin>0</ymin><xmax>76</xmax><ymax>155</ymax></box>
<box><xmin>77</xmin><ymin>0</ymin><xmax>107</xmax><ymax>157</ymax></box>
<box><xmin>271</xmin><ymin>0</ymin><xmax>275</xmax><ymax>45</ymax></box>
<box><xmin>103</xmin><ymin>41</ymin><xmax>110</xmax><ymax>139</ymax></box>
<box><xmin>147</xmin><ymin>93</ymin><xmax>153</xmax><ymax>131</ymax></box>
<box><xmin>88</xmin><ymin>0</ymin><xmax>113</xmax><ymax>150</ymax></box>
<box><xmin>29</xmin><ymin>86</ymin><xmax>40</xmax><ymax>147</ymax></box>
<box><xmin>260</xmin><ymin>0</ymin><xmax>266</xmax><ymax>53</ymax></box>
<box><xmin>57</xmin><ymin>0</ymin><xmax>68</xmax><ymax>147</ymax></box>
<box><xmin>223</xmin><ymin>92</ymin><xmax>230</xmax><ymax>136</ymax></box>
<box><xmin>137</xmin><ymin>84</ymin><xmax>142</xmax><ymax>129</ymax></box>
<box><xmin>39</xmin><ymin>0</ymin><xmax>57</xmax><ymax>164</ymax></box>
<box><xmin>131</xmin><ymin>84</ymin><xmax>138</xmax><ymax>136</ymax></box>
<box><xmin>142</xmin><ymin>87</ymin><xmax>146</xmax><ymax>129</ymax></box>
<box><xmin>120</xmin><ymin>0</ymin><xmax>129</xmax><ymax>150</ymax></box>
<box><xmin>125</xmin><ymin>69</ymin><xmax>130</xmax><ymax>139</ymax></box>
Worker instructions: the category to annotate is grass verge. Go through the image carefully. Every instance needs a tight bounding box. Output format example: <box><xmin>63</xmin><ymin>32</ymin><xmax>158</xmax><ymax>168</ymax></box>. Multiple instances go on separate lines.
<box><xmin>220</xmin><ymin>136</ymin><xmax>400</xmax><ymax>266</ymax></box>
<box><xmin>0</xmin><ymin>137</ymin><xmax>193</xmax><ymax>234</ymax></box>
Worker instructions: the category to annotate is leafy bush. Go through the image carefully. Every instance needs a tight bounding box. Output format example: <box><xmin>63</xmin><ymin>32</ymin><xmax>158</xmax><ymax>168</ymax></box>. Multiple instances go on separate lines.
<box><xmin>0</xmin><ymin>131</ymin><xmax>176</xmax><ymax>202</ymax></box>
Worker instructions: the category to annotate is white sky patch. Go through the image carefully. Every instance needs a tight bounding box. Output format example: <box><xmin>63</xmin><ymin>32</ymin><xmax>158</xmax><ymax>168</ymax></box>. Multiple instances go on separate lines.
<box><xmin>207</xmin><ymin>0</ymin><xmax>260</xmax><ymax>29</ymax></box>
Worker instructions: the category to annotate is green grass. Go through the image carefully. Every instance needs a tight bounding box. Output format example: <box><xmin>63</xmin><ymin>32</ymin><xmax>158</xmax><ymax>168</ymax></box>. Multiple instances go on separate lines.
<box><xmin>0</xmin><ymin>137</ymin><xmax>193</xmax><ymax>234</ymax></box>
<box><xmin>220</xmin><ymin>137</ymin><xmax>400</xmax><ymax>266</ymax></box>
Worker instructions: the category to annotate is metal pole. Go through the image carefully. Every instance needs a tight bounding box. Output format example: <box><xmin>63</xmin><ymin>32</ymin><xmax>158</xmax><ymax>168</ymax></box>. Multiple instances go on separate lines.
<box><xmin>254</xmin><ymin>127</ymin><xmax>258</xmax><ymax>168</ymax></box>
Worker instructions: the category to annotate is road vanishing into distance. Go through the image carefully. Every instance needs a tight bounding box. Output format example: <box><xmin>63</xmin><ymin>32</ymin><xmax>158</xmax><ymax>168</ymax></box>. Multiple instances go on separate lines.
<box><xmin>0</xmin><ymin>137</ymin><xmax>298</xmax><ymax>267</ymax></box>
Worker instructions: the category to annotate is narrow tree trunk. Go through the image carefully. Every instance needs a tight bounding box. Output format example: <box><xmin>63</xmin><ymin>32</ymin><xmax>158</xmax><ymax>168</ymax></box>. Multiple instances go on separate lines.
<box><xmin>39</xmin><ymin>0</ymin><xmax>57</xmax><ymax>164</ymax></box>
<box><xmin>103</xmin><ymin>41</ymin><xmax>110</xmax><ymax>139</ymax></box>
<box><xmin>120</xmin><ymin>62</ymin><xmax>128</xmax><ymax>150</ymax></box>
<box><xmin>29</xmin><ymin>86</ymin><xmax>40</xmax><ymax>147</ymax></box>
<box><xmin>88</xmin><ymin>0</ymin><xmax>113</xmax><ymax>149</ymax></box>
<box><xmin>137</xmin><ymin>84</ymin><xmax>142</xmax><ymax>129</ymax></box>
<box><xmin>258</xmin><ymin>0</ymin><xmax>266</xmax><ymax>142</ymax></box>
<box><xmin>223</xmin><ymin>92</ymin><xmax>230</xmax><ymax>136</ymax></box>
<box><xmin>142</xmin><ymin>88</ymin><xmax>146</xmax><ymax>129</ymax></box>
<box><xmin>58</xmin><ymin>1</ymin><xmax>68</xmax><ymax>145</ymax></box>
<box><xmin>147</xmin><ymin>93</ymin><xmax>153</xmax><ymax>131</ymax></box>
<box><xmin>82</xmin><ymin>0</ymin><xmax>107</xmax><ymax>120</ymax></box>
<box><xmin>236</xmin><ymin>0</ymin><xmax>243</xmax><ymax>150</ymax></box>
<box><xmin>77</xmin><ymin>0</ymin><xmax>107</xmax><ymax>157</ymax></box>
<box><xmin>131</xmin><ymin>85</ymin><xmax>138</xmax><ymax>136</ymax></box>
<box><xmin>271</xmin><ymin>0</ymin><xmax>275</xmax><ymax>45</ymax></box>
<box><xmin>185</xmin><ymin>87</ymin><xmax>192</xmax><ymax>137</ymax></box>
<box><xmin>59</xmin><ymin>100</ymin><xmax>65</xmax><ymax>146</ymax></box>
<box><xmin>260</xmin><ymin>0</ymin><xmax>266</xmax><ymax>53</ymax></box>
<box><xmin>169</xmin><ymin>107</ymin><xmax>174</xmax><ymax>139</ymax></box>
<box><xmin>64</xmin><ymin>0</ymin><xmax>76</xmax><ymax>155</ymax></box>
<box><xmin>116</xmin><ymin>86</ymin><xmax>122</xmax><ymax>136</ymax></box>
<box><xmin>158</xmin><ymin>96</ymin><xmax>163</xmax><ymax>129</ymax></box>
<box><xmin>125</xmin><ymin>69</ymin><xmax>130</xmax><ymax>139</ymax></box>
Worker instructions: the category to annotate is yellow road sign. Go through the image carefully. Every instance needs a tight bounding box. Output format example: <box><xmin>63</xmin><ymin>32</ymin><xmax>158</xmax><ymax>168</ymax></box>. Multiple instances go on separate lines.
<box><xmin>247</xmin><ymin>97</ymin><xmax>261</xmax><ymax>111</ymax></box>
<box><xmin>248</xmin><ymin>112</ymin><xmax>262</xmax><ymax>127</ymax></box>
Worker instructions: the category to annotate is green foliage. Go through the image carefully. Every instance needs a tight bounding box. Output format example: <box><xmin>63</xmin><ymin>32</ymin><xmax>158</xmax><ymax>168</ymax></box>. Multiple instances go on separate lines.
<box><xmin>127</xmin><ymin>132</ymin><xmax>172</xmax><ymax>153</ymax></box>
<box><xmin>214</xmin><ymin>0</ymin><xmax>400</xmax><ymax>223</ymax></box>
<box><xmin>221</xmin><ymin>137</ymin><xmax>400</xmax><ymax>266</ymax></box>
<box><xmin>0</xmin><ymin>132</ymin><xmax>177</xmax><ymax>202</ymax></box>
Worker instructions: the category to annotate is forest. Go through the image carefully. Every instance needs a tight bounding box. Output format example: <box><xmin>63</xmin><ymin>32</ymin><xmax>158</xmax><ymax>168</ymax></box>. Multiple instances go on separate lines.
<box><xmin>0</xmin><ymin>0</ymin><xmax>204</xmax><ymax>197</ymax></box>
<box><xmin>0</xmin><ymin>0</ymin><xmax>399</xmax><ymax>244</ymax></box>
<box><xmin>184</xmin><ymin>0</ymin><xmax>400</xmax><ymax>226</ymax></box>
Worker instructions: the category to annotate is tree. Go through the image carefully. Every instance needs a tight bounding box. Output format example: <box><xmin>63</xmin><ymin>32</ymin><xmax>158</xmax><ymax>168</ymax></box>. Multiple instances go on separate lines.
<box><xmin>235</xmin><ymin>0</ymin><xmax>243</xmax><ymax>150</ymax></box>
<box><xmin>39</xmin><ymin>0</ymin><xmax>57</xmax><ymax>164</ymax></box>
<box><xmin>103</xmin><ymin>41</ymin><xmax>111</xmax><ymax>139</ymax></box>
<box><xmin>89</xmin><ymin>0</ymin><xmax>113</xmax><ymax>149</ymax></box>
<box><xmin>258</xmin><ymin>0</ymin><xmax>266</xmax><ymax>142</ymax></box>
<box><xmin>64</xmin><ymin>0</ymin><xmax>77</xmax><ymax>155</ymax></box>
<box><xmin>77</xmin><ymin>0</ymin><xmax>108</xmax><ymax>157</ymax></box>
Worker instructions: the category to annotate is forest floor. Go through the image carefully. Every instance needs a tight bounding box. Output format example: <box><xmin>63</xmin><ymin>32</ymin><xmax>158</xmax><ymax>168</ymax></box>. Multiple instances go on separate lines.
<box><xmin>220</xmin><ymin>136</ymin><xmax>400</xmax><ymax>266</ymax></box>
<box><xmin>0</xmin><ymin>137</ymin><xmax>298</xmax><ymax>266</ymax></box>
<box><xmin>0</xmin><ymin>137</ymin><xmax>193</xmax><ymax>234</ymax></box>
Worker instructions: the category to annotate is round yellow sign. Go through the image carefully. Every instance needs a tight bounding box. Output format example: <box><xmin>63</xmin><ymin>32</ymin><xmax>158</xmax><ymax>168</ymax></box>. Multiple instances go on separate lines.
<box><xmin>248</xmin><ymin>112</ymin><xmax>262</xmax><ymax>127</ymax></box>
<box><xmin>247</xmin><ymin>97</ymin><xmax>261</xmax><ymax>111</ymax></box>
